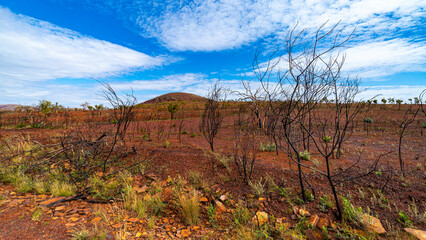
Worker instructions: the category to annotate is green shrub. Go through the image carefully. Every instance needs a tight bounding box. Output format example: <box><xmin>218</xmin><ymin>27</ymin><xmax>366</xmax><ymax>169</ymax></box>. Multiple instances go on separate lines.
<box><xmin>397</xmin><ymin>211</ymin><xmax>412</xmax><ymax>228</ymax></box>
<box><xmin>341</xmin><ymin>196</ymin><xmax>363</xmax><ymax>225</ymax></box>
<box><xmin>34</xmin><ymin>180</ymin><xmax>48</xmax><ymax>194</ymax></box>
<box><xmin>260</xmin><ymin>142</ymin><xmax>276</xmax><ymax>152</ymax></box>
<box><xmin>318</xmin><ymin>195</ymin><xmax>334</xmax><ymax>212</ymax></box>
<box><xmin>50</xmin><ymin>180</ymin><xmax>76</xmax><ymax>197</ymax></box>
<box><xmin>89</xmin><ymin>176</ymin><xmax>123</xmax><ymax>200</ymax></box>
<box><xmin>148</xmin><ymin>195</ymin><xmax>164</xmax><ymax>216</ymax></box>
<box><xmin>299</xmin><ymin>150</ymin><xmax>311</xmax><ymax>161</ymax></box>
<box><xmin>181</xmin><ymin>130</ymin><xmax>188</xmax><ymax>134</ymax></box>
<box><xmin>16</xmin><ymin>123</ymin><xmax>26</xmax><ymax>129</ymax></box>
<box><xmin>363</xmin><ymin>118</ymin><xmax>373</xmax><ymax>124</ymax></box>
<box><xmin>32</xmin><ymin>207</ymin><xmax>43</xmax><ymax>221</ymax></box>
<box><xmin>16</xmin><ymin>176</ymin><xmax>33</xmax><ymax>193</ymax></box>
<box><xmin>188</xmin><ymin>171</ymin><xmax>204</xmax><ymax>189</ymax></box>
<box><xmin>234</xmin><ymin>204</ymin><xmax>251</xmax><ymax>226</ymax></box>
<box><xmin>206</xmin><ymin>203</ymin><xmax>217</xmax><ymax>227</ymax></box>
<box><xmin>322</xmin><ymin>136</ymin><xmax>332</xmax><ymax>143</ymax></box>
<box><xmin>190</xmin><ymin>133</ymin><xmax>196</xmax><ymax>137</ymax></box>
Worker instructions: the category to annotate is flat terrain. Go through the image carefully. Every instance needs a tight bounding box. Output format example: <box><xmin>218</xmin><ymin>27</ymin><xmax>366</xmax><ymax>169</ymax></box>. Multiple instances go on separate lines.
<box><xmin>0</xmin><ymin>100</ymin><xmax>424</xmax><ymax>239</ymax></box>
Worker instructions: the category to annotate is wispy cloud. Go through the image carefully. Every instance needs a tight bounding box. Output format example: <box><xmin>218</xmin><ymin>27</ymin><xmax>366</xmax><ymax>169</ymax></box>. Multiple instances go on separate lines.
<box><xmin>0</xmin><ymin>7</ymin><xmax>168</xmax><ymax>82</ymax></box>
<box><xmin>118</xmin><ymin>0</ymin><xmax>426</xmax><ymax>51</ymax></box>
<box><xmin>343</xmin><ymin>39</ymin><xmax>426</xmax><ymax>78</ymax></box>
<box><xmin>109</xmin><ymin>73</ymin><xmax>209</xmax><ymax>91</ymax></box>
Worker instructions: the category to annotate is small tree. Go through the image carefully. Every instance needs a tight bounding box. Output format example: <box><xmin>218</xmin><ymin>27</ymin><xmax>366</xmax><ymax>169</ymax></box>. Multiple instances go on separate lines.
<box><xmin>381</xmin><ymin>98</ymin><xmax>387</xmax><ymax>104</ymax></box>
<box><xmin>200</xmin><ymin>81</ymin><xmax>225</xmax><ymax>152</ymax></box>
<box><xmin>396</xmin><ymin>99</ymin><xmax>403</xmax><ymax>110</ymax></box>
<box><xmin>167</xmin><ymin>102</ymin><xmax>179</xmax><ymax>120</ymax></box>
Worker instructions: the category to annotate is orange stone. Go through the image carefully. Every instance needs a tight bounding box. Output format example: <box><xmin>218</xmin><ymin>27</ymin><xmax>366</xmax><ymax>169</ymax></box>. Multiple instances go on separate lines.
<box><xmin>181</xmin><ymin>229</ymin><xmax>191</xmax><ymax>238</ymax></box>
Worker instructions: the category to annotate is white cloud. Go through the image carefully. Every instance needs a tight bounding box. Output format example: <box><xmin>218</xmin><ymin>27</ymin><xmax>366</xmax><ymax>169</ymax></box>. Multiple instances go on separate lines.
<box><xmin>243</xmin><ymin>37</ymin><xmax>426</xmax><ymax>80</ymax></box>
<box><xmin>127</xmin><ymin>0</ymin><xmax>425</xmax><ymax>51</ymax></box>
<box><xmin>109</xmin><ymin>73</ymin><xmax>209</xmax><ymax>91</ymax></box>
<box><xmin>343</xmin><ymin>39</ymin><xmax>426</xmax><ymax>78</ymax></box>
<box><xmin>357</xmin><ymin>85</ymin><xmax>426</xmax><ymax>101</ymax></box>
<box><xmin>0</xmin><ymin>7</ymin><xmax>168</xmax><ymax>82</ymax></box>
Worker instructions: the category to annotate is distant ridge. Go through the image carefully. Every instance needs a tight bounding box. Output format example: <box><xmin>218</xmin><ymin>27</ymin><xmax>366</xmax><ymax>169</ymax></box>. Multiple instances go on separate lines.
<box><xmin>0</xmin><ymin>104</ymin><xmax>19</xmax><ymax>111</ymax></box>
<box><xmin>142</xmin><ymin>92</ymin><xmax>207</xmax><ymax>104</ymax></box>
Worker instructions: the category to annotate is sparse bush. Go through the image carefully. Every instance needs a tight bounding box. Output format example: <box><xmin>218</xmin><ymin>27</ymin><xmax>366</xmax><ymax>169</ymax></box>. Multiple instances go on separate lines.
<box><xmin>207</xmin><ymin>203</ymin><xmax>217</xmax><ymax>227</ymax></box>
<box><xmin>363</xmin><ymin>118</ymin><xmax>373</xmax><ymax>124</ymax></box>
<box><xmin>164</xmin><ymin>140</ymin><xmax>170</xmax><ymax>148</ymax></box>
<box><xmin>234</xmin><ymin>204</ymin><xmax>251</xmax><ymax>226</ymax></box>
<box><xmin>50</xmin><ymin>180</ymin><xmax>76</xmax><ymax>197</ymax></box>
<box><xmin>32</xmin><ymin>207</ymin><xmax>43</xmax><ymax>221</ymax></box>
<box><xmin>16</xmin><ymin>177</ymin><xmax>33</xmax><ymax>193</ymax></box>
<box><xmin>188</xmin><ymin>171</ymin><xmax>204</xmax><ymax>189</ymax></box>
<box><xmin>341</xmin><ymin>197</ymin><xmax>363</xmax><ymax>226</ymax></box>
<box><xmin>397</xmin><ymin>211</ymin><xmax>412</xmax><ymax>228</ymax></box>
<box><xmin>249</xmin><ymin>178</ymin><xmax>265</xmax><ymax>197</ymax></box>
<box><xmin>322</xmin><ymin>136</ymin><xmax>332</xmax><ymax>143</ymax></box>
<box><xmin>260</xmin><ymin>142</ymin><xmax>276</xmax><ymax>152</ymax></box>
<box><xmin>71</xmin><ymin>226</ymin><xmax>91</xmax><ymax>240</ymax></box>
<box><xmin>318</xmin><ymin>195</ymin><xmax>334</xmax><ymax>212</ymax></box>
<box><xmin>299</xmin><ymin>150</ymin><xmax>311</xmax><ymax>161</ymax></box>
<box><xmin>179</xmin><ymin>191</ymin><xmax>200</xmax><ymax>225</ymax></box>
<box><xmin>34</xmin><ymin>180</ymin><xmax>48</xmax><ymax>194</ymax></box>
<box><xmin>190</xmin><ymin>133</ymin><xmax>196</xmax><ymax>137</ymax></box>
<box><xmin>16</xmin><ymin>123</ymin><xmax>26</xmax><ymax>129</ymax></box>
<box><xmin>89</xmin><ymin>176</ymin><xmax>123</xmax><ymax>200</ymax></box>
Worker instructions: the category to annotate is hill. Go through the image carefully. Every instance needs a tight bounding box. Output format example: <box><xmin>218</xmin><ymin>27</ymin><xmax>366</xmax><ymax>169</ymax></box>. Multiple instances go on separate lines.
<box><xmin>142</xmin><ymin>92</ymin><xmax>207</xmax><ymax>104</ymax></box>
<box><xmin>0</xmin><ymin>104</ymin><xmax>19</xmax><ymax>111</ymax></box>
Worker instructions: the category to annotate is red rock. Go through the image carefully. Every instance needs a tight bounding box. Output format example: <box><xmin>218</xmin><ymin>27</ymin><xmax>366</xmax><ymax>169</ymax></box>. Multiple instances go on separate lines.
<box><xmin>317</xmin><ymin>218</ymin><xmax>330</xmax><ymax>229</ymax></box>
<box><xmin>39</xmin><ymin>197</ymin><xmax>65</xmax><ymax>207</ymax></box>
<box><xmin>309</xmin><ymin>214</ymin><xmax>319</xmax><ymax>227</ymax></box>
<box><xmin>404</xmin><ymin>228</ymin><xmax>426</xmax><ymax>240</ymax></box>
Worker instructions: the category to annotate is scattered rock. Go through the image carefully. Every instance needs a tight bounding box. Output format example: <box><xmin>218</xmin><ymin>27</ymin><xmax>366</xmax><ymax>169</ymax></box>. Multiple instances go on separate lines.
<box><xmin>309</xmin><ymin>214</ymin><xmax>319</xmax><ymax>227</ymax></box>
<box><xmin>127</xmin><ymin>217</ymin><xmax>139</xmax><ymax>223</ymax></box>
<box><xmin>112</xmin><ymin>223</ymin><xmax>123</xmax><ymax>229</ymax></box>
<box><xmin>214</xmin><ymin>200</ymin><xmax>226</xmax><ymax>214</ymax></box>
<box><xmin>54</xmin><ymin>205</ymin><xmax>65</xmax><ymax>211</ymax></box>
<box><xmin>69</xmin><ymin>217</ymin><xmax>79</xmax><ymax>222</ymax></box>
<box><xmin>181</xmin><ymin>228</ymin><xmax>191</xmax><ymax>238</ymax></box>
<box><xmin>293</xmin><ymin>206</ymin><xmax>300</xmax><ymax>215</ymax></box>
<box><xmin>317</xmin><ymin>218</ymin><xmax>330</xmax><ymax>229</ymax></box>
<box><xmin>362</xmin><ymin>214</ymin><xmax>386</xmax><ymax>234</ymax></box>
<box><xmin>305</xmin><ymin>228</ymin><xmax>325</xmax><ymax>240</ymax></box>
<box><xmin>404</xmin><ymin>228</ymin><xmax>426</xmax><ymax>240</ymax></box>
<box><xmin>258</xmin><ymin>197</ymin><xmax>267</xmax><ymax>202</ymax></box>
<box><xmin>134</xmin><ymin>185</ymin><xmax>149</xmax><ymax>194</ymax></box>
<box><xmin>293</xmin><ymin>205</ymin><xmax>310</xmax><ymax>217</ymax></box>
<box><xmin>291</xmin><ymin>214</ymin><xmax>297</xmax><ymax>220</ymax></box>
<box><xmin>219</xmin><ymin>195</ymin><xmax>227</xmax><ymax>202</ymax></box>
<box><xmin>39</xmin><ymin>197</ymin><xmax>65</xmax><ymax>207</ymax></box>
<box><xmin>299</xmin><ymin>208</ymin><xmax>311</xmax><ymax>217</ymax></box>
<box><xmin>252</xmin><ymin>211</ymin><xmax>268</xmax><ymax>226</ymax></box>
<box><xmin>145</xmin><ymin>173</ymin><xmax>157</xmax><ymax>180</ymax></box>
<box><xmin>161</xmin><ymin>187</ymin><xmax>175</xmax><ymax>202</ymax></box>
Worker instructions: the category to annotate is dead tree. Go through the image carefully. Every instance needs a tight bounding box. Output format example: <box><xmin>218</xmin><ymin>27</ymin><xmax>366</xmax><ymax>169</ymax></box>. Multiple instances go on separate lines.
<box><xmin>250</xmin><ymin>22</ymin><xmax>368</xmax><ymax>219</ymax></box>
<box><xmin>200</xmin><ymin>81</ymin><xmax>225</xmax><ymax>152</ymax></box>
<box><xmin>393</xmin><ymin>93</ymin><xmax>422</xmax><ymax>177</ymax></box>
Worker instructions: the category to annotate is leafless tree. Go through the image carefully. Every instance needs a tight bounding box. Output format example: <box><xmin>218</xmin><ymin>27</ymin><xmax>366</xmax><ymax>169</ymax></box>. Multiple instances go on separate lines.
<box><xmin>393</xmin><ymin>91</ymin><xmax>422</xmax><ymax>177</ymax></box>
<box><xmin>200</xmin><ymin>81</ymin><xmax>225</xmax><ymax>152</ymax></box>
<box><xmin>247</xmin><ymin>21</ymin><xmax>376</xmax><ymax>219</ymax></box>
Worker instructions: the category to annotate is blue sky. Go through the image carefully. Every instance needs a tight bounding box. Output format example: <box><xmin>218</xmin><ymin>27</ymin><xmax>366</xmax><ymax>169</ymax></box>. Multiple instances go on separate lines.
<box><xmin>0</xmin><ymin>0</ymin><xmax>425</xmax><ymax>106</ymax></box>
